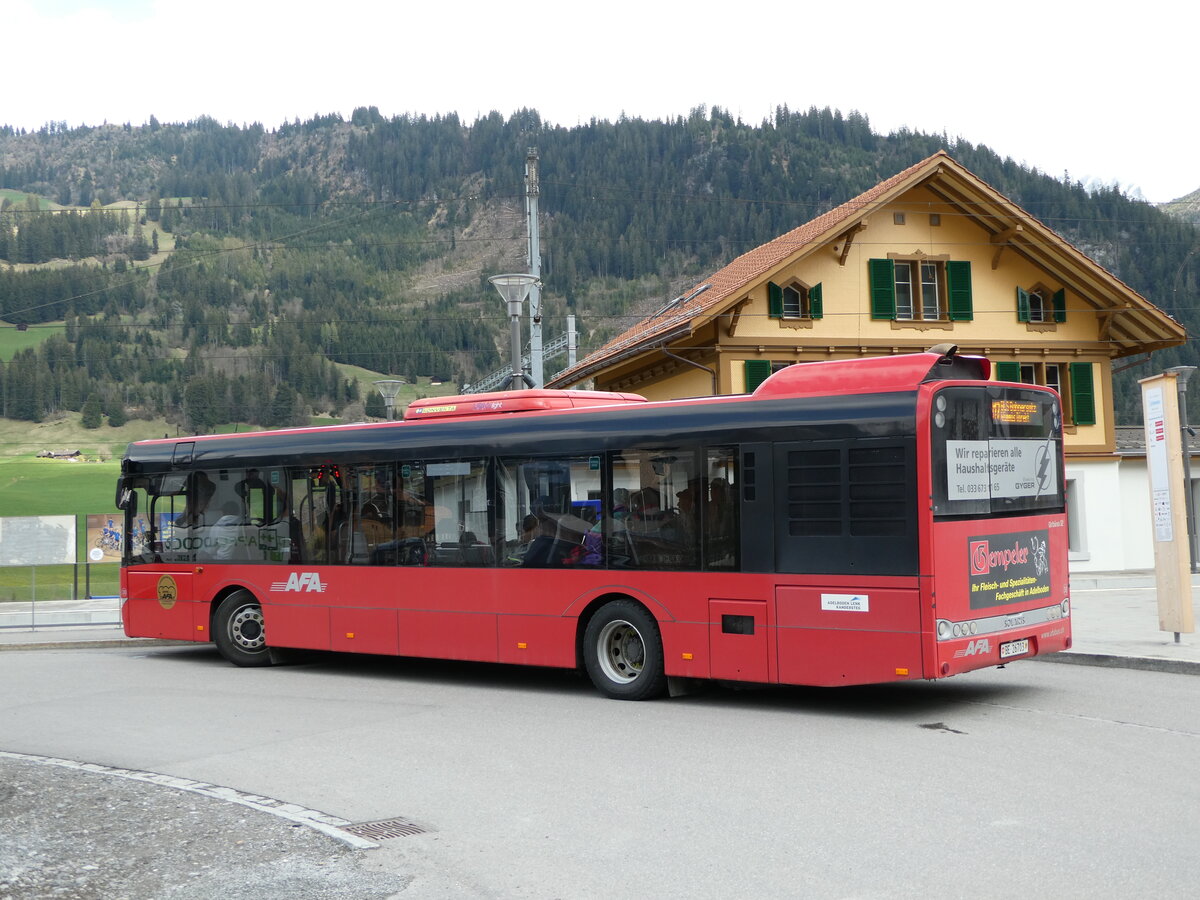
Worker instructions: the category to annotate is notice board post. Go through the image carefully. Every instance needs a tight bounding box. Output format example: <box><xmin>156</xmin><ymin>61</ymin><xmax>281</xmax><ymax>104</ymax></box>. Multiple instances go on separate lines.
<box><xmin>1140</xmin><ymin>372</ymin><xmax>1196</xmax><ymax>640</ymax></box>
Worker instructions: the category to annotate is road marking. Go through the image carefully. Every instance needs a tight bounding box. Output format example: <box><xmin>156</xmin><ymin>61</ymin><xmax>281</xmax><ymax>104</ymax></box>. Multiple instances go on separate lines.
<box><xmin>0</xmin><ymin>750</ymin><xmax>378</xmax><ymax>850</ymax></box>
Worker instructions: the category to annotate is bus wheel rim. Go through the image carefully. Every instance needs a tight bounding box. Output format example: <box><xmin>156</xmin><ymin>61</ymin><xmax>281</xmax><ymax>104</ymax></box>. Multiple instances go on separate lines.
<box><xmin>597</xmin><ymin>619</ymin><xmax>645</xmax><ymax>684</ymax></box>
<box><xmin>229</xmin><ymin>604</ymin><xmax>265</xmax><ymax>651</ymax></box>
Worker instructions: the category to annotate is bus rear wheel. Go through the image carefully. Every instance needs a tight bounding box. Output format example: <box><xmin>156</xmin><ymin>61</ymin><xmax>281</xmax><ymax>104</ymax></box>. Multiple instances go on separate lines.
<box><xmin>213</xmin><ymin>590</ymin><xmax>271</xmax><ymax>667</ymax></box>
<box><xmin>583</xmin><ymin>600</ymin><xmax>666</xmax><ymax>700</ymax></box>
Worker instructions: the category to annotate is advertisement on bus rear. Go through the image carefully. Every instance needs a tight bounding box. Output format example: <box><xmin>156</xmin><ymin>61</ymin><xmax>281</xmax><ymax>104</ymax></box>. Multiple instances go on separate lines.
<box><xmin>968</xmin><ymin>529</ymin><xmax>1051</xmax><ymax>609</ymax></box>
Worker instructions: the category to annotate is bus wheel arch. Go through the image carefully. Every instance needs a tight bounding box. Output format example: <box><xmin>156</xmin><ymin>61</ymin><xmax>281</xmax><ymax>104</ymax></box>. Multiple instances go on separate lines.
<box><xmin>579</xmin><ymin>595</ymin><xmax>667</xmax><ymax>701</ymax></box>
<box><xmin>211</xmin><ymin>587</ymin><xmax>272</xmax><ymax>668</ymax></box>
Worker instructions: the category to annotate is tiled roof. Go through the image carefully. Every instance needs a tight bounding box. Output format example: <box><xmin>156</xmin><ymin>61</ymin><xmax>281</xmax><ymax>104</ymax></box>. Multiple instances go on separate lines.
<box><xmin>549</xmin><ymin>151</ymin><xmax>954</xmax><ymax>386</ymax></box>
<box><xmin>1115</xmin><ymin>425</ymin><xmax>1146</xmax><ymax>452</ymax></box>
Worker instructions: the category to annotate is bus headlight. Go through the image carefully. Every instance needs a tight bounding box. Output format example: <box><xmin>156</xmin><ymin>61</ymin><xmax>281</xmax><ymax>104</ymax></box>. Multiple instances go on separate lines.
<box><xmin>1061</xmin><ymin>598</ymin><xmax>1070</xmax><ymax>617</ymax></box>
<box><xmin>937</xmin><ymin>620</ymin><xmax>952</xmax><ymax>639</ymax></box>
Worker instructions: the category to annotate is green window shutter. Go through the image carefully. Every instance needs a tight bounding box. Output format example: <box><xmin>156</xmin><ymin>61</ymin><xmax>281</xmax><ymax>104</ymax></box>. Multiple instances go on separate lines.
<box><xmin>1069</xmin><ymin>362</ymin><xmax>1096</xmax><ymax>425</ymax></box>
<box><xmin>744</xmin><ymin>360</ymin><xmax>772</xmax><ymax>393</ymax></box>
<box><xmin>1016</xmin><ymin>287</ymin><xmax>1031</xmax><ymax>323</ymax></box>
<box><xmin>995</xmin><ymin>361</ymin><xmax>1021</xmax><ymax>382</ymax></box>
<box><xmin>946</xmin><ymin>260</ymin><xmax>973</xmax><ymax>321</ymax></box>
<box><xmin>868</xmin><ymin>258</ymin><xmax>896</xmax><ymax>320</ymax></box>
<box><xmin>809</xmin><ymin>282</ymin><xmax>823</xmax><ymax>319</ymax></box>
<box><xmin>1052</xmin><ymin>288</ymin><xmax>1066</xmax><ymax>323</ymax></box>
<box><xmin>768</xmin><ymin>282</ymin><xmax>783</xmax><ymax>319</ymax></box>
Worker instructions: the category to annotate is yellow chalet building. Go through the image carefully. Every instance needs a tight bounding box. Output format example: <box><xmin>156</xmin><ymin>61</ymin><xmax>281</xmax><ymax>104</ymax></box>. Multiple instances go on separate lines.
<box><xmin>548</xmin><ymin>151</ymin><xmax>1187</xmax><ymax>573</ymax></box>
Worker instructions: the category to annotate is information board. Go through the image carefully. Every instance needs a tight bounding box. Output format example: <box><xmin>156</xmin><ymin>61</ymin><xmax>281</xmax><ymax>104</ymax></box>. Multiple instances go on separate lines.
<box><xmin>0</xmin><ymin>516</ymin><xmax>77</xmax><ymax>566</ymax></box>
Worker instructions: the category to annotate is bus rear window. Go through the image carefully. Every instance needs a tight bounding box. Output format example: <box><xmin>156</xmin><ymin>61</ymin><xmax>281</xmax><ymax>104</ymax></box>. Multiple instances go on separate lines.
<box><xmin>931</xmin><ymin>386</ymin><xmax>1064</xmax><ymax>517</ymax></box>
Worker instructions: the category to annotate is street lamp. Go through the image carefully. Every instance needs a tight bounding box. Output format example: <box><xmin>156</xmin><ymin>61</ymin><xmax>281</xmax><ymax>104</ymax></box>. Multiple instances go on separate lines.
<box><xmin>372</xmin><ymin>379</ymin><xmax>406</xmax><ymax>421</ymax></box>
<box><xmin>1166</xmin><ymin>365</ymin><xmax>1198</xmax><ymax>572</ymax></box>
<box><xmin>489</xmin><ymin>273</ymin><xmax>538</xmax><ymax>390</ymax></box>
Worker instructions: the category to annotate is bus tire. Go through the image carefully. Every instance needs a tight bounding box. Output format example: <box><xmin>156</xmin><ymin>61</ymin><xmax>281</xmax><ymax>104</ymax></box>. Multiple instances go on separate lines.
<box><xmin>583</xmin><ymin>600</ymin><xmax>667</xmax><ymax>700</ymax></box>
<box><xmin>213</xmin><ymin>590</ymin><xmax>271</xmax><ymax>668</ymax></box>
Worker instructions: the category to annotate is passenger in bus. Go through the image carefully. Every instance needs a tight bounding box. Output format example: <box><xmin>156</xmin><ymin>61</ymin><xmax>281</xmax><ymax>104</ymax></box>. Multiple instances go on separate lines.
<box><xmin>210</xmin><ymin>501</ymin><xmax>244</xmax><ymax>560</ymax></box>
<box><xmin>611</xmin><ymin>488</ymin><xmax>631</xmax><ymax>520</ymax></box>
<box><xmin>358</xmin><ymin>501</ymin><xmax>391</xmax><ymax>550</ymax></box>
<box><xmin>521</xmin><ymin>515</ymin><xmax>567</xmax><ymax>567</ymax></box>
<box><xmin>272</xmin><ymin>486</ymin><xmax>304</xmax><ymax>564</ymax></box>
<box><xmin>177</xmin><ymin>472</ymin><xmax>216</xmax><ymax>528</ymax></box>
<box><xmin>673</xmin><ymin>484</ymin><xmax>700</xmax><ymax>543</ymax></box>
<box><xmin>562</xmin><ymin>524</ymin><xmax>603</xmax><ymax>567</ymax></box>
<box><xmin>630</xmin><ymin>487</ymin><xmax>662</xmax><ymax>524</ymax></box>
<box><xmin>504</xmin><ymin>514</ymin><xmax>541</xmax><ymax>565</ymax></box>
<box><xmin>706</xmin><ymin>477</ymin><xmax>735</xmax><ymax>566</ymax></box>
<box><xmin>234</xmin><ymin>469</ymin><xmax>266</xmax><ymax>505</ymax></box>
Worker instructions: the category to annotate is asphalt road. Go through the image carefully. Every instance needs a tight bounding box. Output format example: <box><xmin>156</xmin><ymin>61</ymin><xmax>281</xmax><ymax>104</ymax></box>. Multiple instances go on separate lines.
<box><xmin>3</xmin><ymin>643</ymin><xmax>1198</xmax><ymax>898</ymax></box>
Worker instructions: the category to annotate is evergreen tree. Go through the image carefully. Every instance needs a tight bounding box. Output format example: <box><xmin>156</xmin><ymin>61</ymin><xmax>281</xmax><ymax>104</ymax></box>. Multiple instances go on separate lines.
<box><xmin>364</xmin><ymin>391</ymin><xmax>385</xmax><ymax>419</ymax></box>
<box><xmin>81</xmin><ymin>393</ymin><xmax>103</xmax><ymax>428</ymax></box>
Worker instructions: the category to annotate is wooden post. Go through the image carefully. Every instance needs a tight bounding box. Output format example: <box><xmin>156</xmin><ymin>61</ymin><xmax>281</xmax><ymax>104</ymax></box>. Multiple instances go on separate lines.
<box><xmin>1140</xmin><ymin>373</ymin><xmax>1196</xmax><ymax>638</ymax></box>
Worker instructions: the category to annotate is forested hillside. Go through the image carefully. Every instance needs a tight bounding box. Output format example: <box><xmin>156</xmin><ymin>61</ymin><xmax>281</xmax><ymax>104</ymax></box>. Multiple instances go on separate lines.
<box><xmin>1</xmin><ymin>106</ymin><xmax>1197</xmax><ymax>431</ymax></box>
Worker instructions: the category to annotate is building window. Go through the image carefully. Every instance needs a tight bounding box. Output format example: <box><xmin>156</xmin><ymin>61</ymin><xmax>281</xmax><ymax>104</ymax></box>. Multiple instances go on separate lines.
<box><xmin>869</xmin><ymin>258</ymin><xmax>972</xmax><ymax>322</ymax></box>
<box><xmin>1017</xmin><ymin>285</ymin><xmax>1066</xmax><ymax>323</ymax></box>
<box><xmin>894</xmin><ymin>260</ymin><xmax>942</xmax><ymax>320</ymax></box>
<box><xmin>929</xmin><ymin>213</ymin><xmax>941</xmax><ymax>226</ymax></box>
<box><xmin>1044</xmin><ymin>363</ymin><xmax>1062</xmax><ymax>396</ymax></box>
<box><xmin>995</xmin><ymin>360</ymin><xmax>1094</xmax><ymax>426</ymax></box>
<box><xmin>1065</xmin><ymin>476</ymin><xmax>1087</xmax><ymax>558</ymax></box>
<box><xmin>744</xmin><ymin>359</ymin><xmax>772</xmax><ymax>392</ymax></box>
<box><xmin>893</xmin><ymin>212</ymin><xmax>906</xmax><ymax>225</ymax></box>
<box><xmin>768</xmin><ymin>281</ymin><xmax>823</xmax><ymax>320</ymax></box>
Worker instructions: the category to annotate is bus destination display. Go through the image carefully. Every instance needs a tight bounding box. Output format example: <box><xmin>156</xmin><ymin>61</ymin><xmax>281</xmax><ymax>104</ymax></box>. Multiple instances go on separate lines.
<box><xmin>991</xmin><ymin>399</ymin><xmax>1041</xmax><ymax>426</ymax></box>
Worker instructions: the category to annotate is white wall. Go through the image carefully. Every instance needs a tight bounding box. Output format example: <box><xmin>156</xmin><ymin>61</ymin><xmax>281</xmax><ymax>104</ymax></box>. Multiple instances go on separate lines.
<box><xmin>1067</xmin><ymin>455</ymin><xmax>1200</xmax><ymax>574</ymax></box>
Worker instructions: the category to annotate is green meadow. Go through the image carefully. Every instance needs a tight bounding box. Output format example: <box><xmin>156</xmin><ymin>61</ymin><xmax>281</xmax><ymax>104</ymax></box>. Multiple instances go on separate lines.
<box><xmin>0</xmin><ymin>321</ymin><xmax>65</xmax><ymax>361</ymax></box>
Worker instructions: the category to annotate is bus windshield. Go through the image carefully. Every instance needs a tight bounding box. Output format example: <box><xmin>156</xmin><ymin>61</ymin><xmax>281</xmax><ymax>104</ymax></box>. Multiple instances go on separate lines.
<box><xmin>930</xmin><ymin>385</ymin><xmax>1064</xmax><ymax>518</ymax></box>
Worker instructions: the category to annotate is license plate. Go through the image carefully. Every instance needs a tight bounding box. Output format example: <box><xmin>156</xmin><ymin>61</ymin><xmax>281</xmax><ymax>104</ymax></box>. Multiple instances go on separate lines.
<box><xmin>1000</xmin><ymin>638</ymin><xmax>1030</xmax><ymax>659</ymax></box>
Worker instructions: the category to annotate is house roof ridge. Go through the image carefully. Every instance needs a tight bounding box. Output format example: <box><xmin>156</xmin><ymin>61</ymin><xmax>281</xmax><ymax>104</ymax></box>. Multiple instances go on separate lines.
<box><xmin>549</xmin><ymin>151</ymin><xmax>951</xmax><ymax>386</ymax></box>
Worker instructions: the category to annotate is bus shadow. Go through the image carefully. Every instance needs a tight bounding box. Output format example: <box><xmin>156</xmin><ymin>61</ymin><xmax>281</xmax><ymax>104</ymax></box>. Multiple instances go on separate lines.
<box><xmin>674</xmin><ymin>671</ymin><xmax>1041</xmax><ymax>722</ymax></box>
<box><xmin>142</xmin><ymin>643</ymin><xmax>1041</xmax><ymax>717</ymax></box>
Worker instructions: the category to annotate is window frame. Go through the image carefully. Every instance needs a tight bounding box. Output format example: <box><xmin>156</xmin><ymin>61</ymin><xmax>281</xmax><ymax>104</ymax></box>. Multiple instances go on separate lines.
<box><xmin>768</xmin><ymin>280</ymin><xmax>823</xmax><ymax>321</ymax></box>
<box><xmin>1017</xmin><ymin>284</ymin><xmax>1067</xmax><ymax>324</ymax></box>
<box><xmin>870</xmin><ymin>257</ymin><xmax>971</xmax><ymax>322</ymax></box>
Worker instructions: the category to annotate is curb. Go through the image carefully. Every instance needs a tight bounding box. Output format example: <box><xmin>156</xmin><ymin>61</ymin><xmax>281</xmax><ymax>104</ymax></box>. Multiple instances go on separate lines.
<box><xmin>0</xmin><ymin>638</ymin><xmax>190</xmax><ymax>652</ymax></box>
<box><xmin>0</xmin><ymin>751</ymin><xmax>378</xmax><ymax>850</ymax></box>
<box><xmin>1032</xmin><ymin>651</ymin><xmax>1200</xmax><ymax>676</ymax></box>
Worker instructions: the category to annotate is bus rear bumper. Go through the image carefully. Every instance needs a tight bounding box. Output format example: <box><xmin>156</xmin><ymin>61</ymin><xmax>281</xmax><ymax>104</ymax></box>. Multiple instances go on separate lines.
<box><xmin>933</xmin><ymin>600</ymin><xmax>1071</xmax><ymax>676</ymax></box>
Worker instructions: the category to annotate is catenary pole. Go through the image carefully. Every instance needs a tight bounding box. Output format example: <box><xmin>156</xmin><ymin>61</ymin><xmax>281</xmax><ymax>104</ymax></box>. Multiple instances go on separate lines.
<box><xmin>526</xmin><ymin>149</ymin><xmax>543</xmax><ymax>388</ymax></box>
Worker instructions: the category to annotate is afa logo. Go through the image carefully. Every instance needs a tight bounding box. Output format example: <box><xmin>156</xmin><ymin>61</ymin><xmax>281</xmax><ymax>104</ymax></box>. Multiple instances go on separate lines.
<box><xmin>270</xmin><ymin>572</ymin><xmax>327</xmax><ymax>593</ymax></box>
<box><xmin>954</xmin><ymin>638</ymin><xmax>992</xmax><ymax>658</ymax></box>
<box><xmin>156</xmin><ymin>575</ymin><xmax>178</xmax><ymax>610</ymax></box>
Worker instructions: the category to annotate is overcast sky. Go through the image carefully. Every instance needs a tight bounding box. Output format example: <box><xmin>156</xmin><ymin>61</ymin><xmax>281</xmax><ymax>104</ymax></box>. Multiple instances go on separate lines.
<box><xmin>10</xmin><ymin>0</ymin><xmax>1197</xmax><ymax>203</ymax></box>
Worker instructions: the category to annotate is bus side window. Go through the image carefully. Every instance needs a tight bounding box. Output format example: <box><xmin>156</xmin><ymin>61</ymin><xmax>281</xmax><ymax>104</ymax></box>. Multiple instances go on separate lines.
<box><xmin>425</xmin><ymin>459</ymin><xmax>493</xmax><ymax>567</ymax></box>
<box><xmin>497</xmin><ymin>456</ymin><xmax>602</xmax><ymax>568</ymax></box>
<box><xmin>705</xmin><ymin>448</ymin><xmax>739</xmax><ymax>570</ymax></box>
<box><xmin>612</xmin><ymin>448</ymin><xmax>701</xmax><ymax>571</ymax></box>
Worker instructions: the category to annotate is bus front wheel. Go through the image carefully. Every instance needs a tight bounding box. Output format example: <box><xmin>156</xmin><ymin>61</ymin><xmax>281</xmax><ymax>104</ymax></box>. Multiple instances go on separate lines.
<box><xmin>213</xmin><ymin>590</ymin><xmax>271</xmax><ymax>668</ymax></box>
<box><xmin>583</xmin><ymin>600</ymin><xmax>666</xmax><ymax>700</ymax></box>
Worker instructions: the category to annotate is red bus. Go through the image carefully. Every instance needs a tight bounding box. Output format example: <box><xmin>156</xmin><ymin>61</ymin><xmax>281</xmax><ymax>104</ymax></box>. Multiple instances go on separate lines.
<box><xmin>116</xmin><ymin>346</ymin><xmax>1071</xmax><ymax>700</ymax></box>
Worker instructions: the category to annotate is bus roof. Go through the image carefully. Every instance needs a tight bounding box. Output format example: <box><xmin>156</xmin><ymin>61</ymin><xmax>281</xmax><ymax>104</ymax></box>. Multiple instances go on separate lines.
<box><xmin>752</xmin><ymin>350</ymin><xmax>990</xmax><ymax>400</ymax></box>
<box><xmin>122</xmin><ymin>350</ymin><xmax>993</xmax><ymax>471</ymax></box>
<box><xmin>405</xmin><ymin>389</ymin><xmax>648</xmax><ymax>421</ymax></box>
